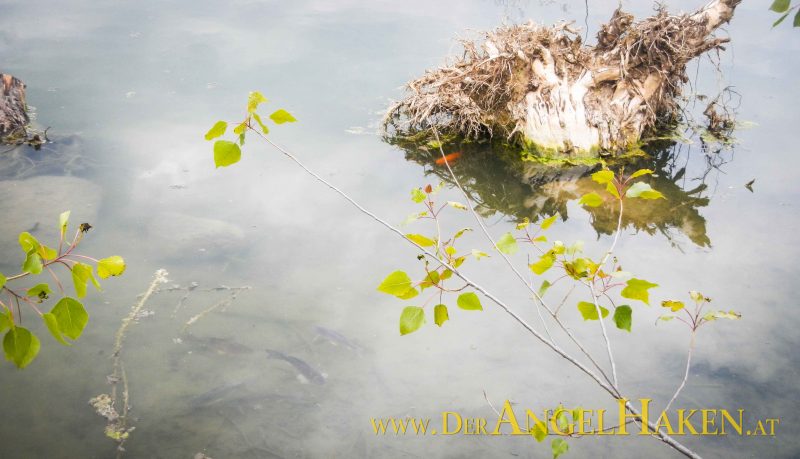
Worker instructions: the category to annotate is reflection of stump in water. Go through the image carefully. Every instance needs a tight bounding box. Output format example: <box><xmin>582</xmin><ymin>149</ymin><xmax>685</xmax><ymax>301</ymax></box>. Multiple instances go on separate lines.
<box><xmin>0</xmin><ymin>135</ymin><xmax>91</xmax><ymax>180</ymax></box>
<box><xmin>397</xmin><ymin>138</ymin><xmax>712</xmax><ymax>247</ymax></box>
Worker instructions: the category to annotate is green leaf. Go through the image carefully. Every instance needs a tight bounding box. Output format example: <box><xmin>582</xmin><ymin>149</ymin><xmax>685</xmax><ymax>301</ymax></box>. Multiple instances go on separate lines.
<box><xmin>661</xmin><ymin>300</ymin><xmax>685</xmax><ymax>312</ymax></box>
<box><xmin>591</xmin><ymin>169</ymin><xmax>614</xmax><ymax>185</ymax></box>
<box><xmin>621</xmin><ymin>278</ymin><xmax>658</xmax><ymax>305</ymax></box>
<box><xmin>434</xmin><ymin>304</ymin><xmax>449</xmax><ymax>327</ymax></box>
<box><xmin>440</xmin><ymin>269</ymin><xmax>453</xmax><ymax>280</ymax></box>
<box><xmin>204</xmin><ymin>121</ymin><xmax>228</xmax><ymax>140</ymax></box>
<box><xmin>577</xmin><ymin>301</ymin><xmax>609</xmax><ymax>320</ymax></box>
<box><xmin>0</xmin><ymin>310</ymin><xmax>11</xmax><ymax>334</ymax></box>
<box><xmin>447</xmin><ymin>201</ymin><xmax>467</xmax><ymax>210</ymax></box>
<box><xmin>794</xmin><ymin>9</ymin><xmax>800</xmax><ymax>26</ymax></box>
<box><xmin>406</xmin><ymin>234</ymin><xmax>436</xmax><ymax>247</ymax></box>
<box><xmin>97</xmin><ymin>256</ymin><xmax>126</xmax><ymax>279</ymax></box>
<box><xmin>0</xmin><ymin>272</ymin><xmax>5</xmax><ymax>290</ymax></box>
<box><xmin>252</xmin><ymin>113</ymin><xmax>270</xmax><ymax>134</ymax></box>
<box><xmin>247</xmin><ymin>91</ymin><xmax>267</xmax><ymax>113</ymax></box>
<box><xmin>18</xmin><ymin>231</ymin><xmax>40</xmax><ymax>254</ymax></box>
<box><xmin>453</xmin><ymin>228</ymin><xmax>472</xmax><ymax>239</ymax></box>
<box><xmin>59</xmin><ymin>210</ymin><xmax>71</xmax><ymax>237</ymax></box>
<box><xmin>538</xmin><ymin>280</ymin><xmax>552</xmax><ymax>298</ymax></box>
<box><xmin>26</xmin><ymin>283</ymin><xmax>52</xmax><ymax>301</ymax></box>
<box><xmin>531</xmin><ymin>420</ymin><xmax>547</xmax><ymax>442</ymax></box>
<box><xmin>50</xmin><ymin>297</ymin><xmax>89</xmax><ymax>340</ymax></box>
<box><xmin>540</xmin><ymin>214</ymin><xmax>558</xmax><ymax>230</ymax></box>
<box><xmin>269</xmin><ymin>109</ymin><xmax>297</xmax><ymax>124</ymax></box>
<box><xmin>3</xmin><ymin>327</ymin><xmax>40</xmax><ymax>368</ymax></box>
<box><xmin>233</xmin><ymin>121</ymin><xmax>247</xmax><ymax>135</ymax></box>
<box><xmin>629</xmin><ymin>169</ymin><xmax>654</xmax><ymax>179</ymax></box>
<box><xmin>613</xmin><ymin>305</ymin><xmax>632</xmax><ymax>332</ymax></box>
<box><xmin>530</xmin><ymin>254</ymin><xmax>555</xmax><ymax>275</ymax></box>
<box><xmin>770</xmin><ymin>0</ymin><xmax>791</xmax><ymax>13</ymax></box>
<box><xmin>411</xmin><ymin>188</ymin><xmax>426</xmax><ymax>203</ymax></box>
<box><xmin>496</xmin><ymin>232</ymin><xmax>518</xmax><ymax>255</ymax></box>
<box><xmin>42</xmin><ymin>313</ymin><xmax>69</xmax><ymax>346</ymax></box>
<box><xmin>515</xmin><ymin>217</ymin><xmax>530</xmax><ymax>230</ymax></box>
<box><xmin>457</xmin><ymin>292</ymin><xmax>483</xmax><ymax>311</ymax></box>
<box><xmin>377</xmin><ymin>271</ymin><xmax>416</xmax><ymax>298</ymax></box>
<box><xmin>22</xmin><ymin>250</ymin><xmax>43</xmax><ymax>275</ymax></box>
<box><xmin>578</xmin><ymin>192</ymin><xmax>604</xmax><ymax>207</ymax></box>
<box><xmin>72</xmin><ymin>263</ymin><xmax>101</xmax><ymax>297</ymax></box>
<box><xmin>606</xmin><ymin>182</ymin><xmax>620</xmax><ymax>199</ymax></box>
<box><xmin>213</xmin><ymin>140</ymin><xmax>242</xmax><ymax>168</ymax></box>
<box><xmin>773</xmin><ymin>12</ymin><xmax>790</xmax><ymax>26</ymax></box>
<box><xmin>399</xmin><ymin>306</ymin><xmax>425</xmax><ymax>335</ymax></box>
<box><xmin>625</xmin><ymin>182</ymin><xmax>665</xmax><ymax>200</ymax></box>
<box><xmin>657</xmin><ymin>315</ymin><xmax>675</xmax><ymax>324</ymax></box>
<box><xmin>551</xmin><ymin>438</ymin><xmax>569</xmax><ymax>459</ymax></box>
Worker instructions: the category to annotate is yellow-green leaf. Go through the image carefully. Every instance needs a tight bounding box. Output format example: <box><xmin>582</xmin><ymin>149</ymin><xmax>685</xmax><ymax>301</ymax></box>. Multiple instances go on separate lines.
<box><xmin>591</xmin><ymin>169</ymin><xmax>614</xmax><ymax>185</ymax></box>
<box><xmin>661</xmin><ymin>300</ymin><xmax>685</xmax><ymax>312</ymax></box>
<box><xmin>629</xmin><ymin>169</ymin><xmax>654</xmax><ymax>179</ymax></box>
<box><xmin>377</xmin><ymin>271</ymin><xmax>415</xmax><ymax>298</ymax></box>
<box><xmin>577</xmin><ymin>301</ymin><xmax>609</xmax><ymax>320</ymax></box>
<box><xmin>252</xmin><ymin>113</ymin><xmax>269</xmax><ymax>134</ymax></box>
<box><xmin>578</xmin><ymin>192</ymin><xmax>604</xmax><ymax>207</ymax></box>
<box><xmin>551</xmin><ymin>438</ymin><xmax>569</xmax><ymax>459</ymax></box>
<box><xmin>406</xmin><ymin>234</ymin><xmax>436</xmax><ymax>247</ymax></box>
<box><xmin>247</xmin><ymin>91</ymin><xmax>267</xmax><ymax>113</ymax></box>
<box><xmin>540</xmin><ymin>214</ymin><xmax>558</xmax><ymax>230</ymax></box>
<box><xmin>27</xmin><ymin>283</ymin><xmax>52</xmax><ymax>301</ymax></box>
<box><xmin>447</xmin><ymin>201</ymin><xmax>467</xmax><ymax>210</ymax></box>
<box><xmin>42</xmin><ymin>313</ymin><xmax>69</xmax><ymax>346</ymax></box>
<box><xmin>457</xmin><ymin>292</ymin><xmax>482</xmax><ymax>311</ymax></box>
<box><xmin>399</xmin><ymin>306</ymin><xmax>425</xmax><ymax>335</ymax></box>
<box><xmin>411</xmin><ymin>188</ymin><xmax>426</xmax><ymax>203</ymax></box>
<box><xmin>434</xmin><ymin>304</ymin><xmax>449</xmax><ymax>327</ymax></box>
<box><xmin>625</xmin><ymin>182</ymin><xmax>665</xmax><ymax>200</ymax></box>
<box><xmin>213</xmin><ymin>140</ymin><xmax>242</xmax><ymax>168</ymax></box>
<box><xmin>59</xmin><ymin>211</ymin><xmax>71</xmax><ymax>237</ymax></box>
<box><xmin>269</xmin><ymin>109</ymin><xmax>297</xmax><ymax>124</ymax></box>
<box><xmin>515</xmin><ymin>217</ymin><xmax>530</xmax><ymax>230</ymax></box>
<box><xmin>621</xmin><ymin>278</ymin><xmax>658</xmax><ymax>305</ymax></box>
<box><xmin>204</xmin><ymin>121</ymin><xmax>228</xmax><ymax>140</ymax></box>
<box><xmin>496</xmin><ymin>233</ymin><xmax>518</xmax><ymax>255</ymax></box>
<box><xmin>530</xmin><ymin>253</ymin><xmax>555</xmax><ymax>275</ymax></box>
<box><xmin>50</xmin><ymin>297</ymin><xmax>88</xmax><ymax>340</ymax></box>
<box><xmin>97</xmin><ymin>256</ymin><xmax>126</xmax><ymax>279</ymax></box>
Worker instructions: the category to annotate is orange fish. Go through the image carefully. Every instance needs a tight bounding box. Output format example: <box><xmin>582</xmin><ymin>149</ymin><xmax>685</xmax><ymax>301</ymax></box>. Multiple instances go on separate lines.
<box><xmin>435</xmin><ymin>151</ymin><xmax>462</xmax><ymax>166</ymax></box>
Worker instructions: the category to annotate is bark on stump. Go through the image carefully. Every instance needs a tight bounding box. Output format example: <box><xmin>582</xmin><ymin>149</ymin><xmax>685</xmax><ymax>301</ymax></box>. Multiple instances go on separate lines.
<box><xmin>384</xmin><ymin>0</ymin><xmax>740</xmax><ymax>158</ymax></box>
<box><xmin>0</xmin><ymin>73</ymin><xmax>29</xmax><ymax>141</ymax></box>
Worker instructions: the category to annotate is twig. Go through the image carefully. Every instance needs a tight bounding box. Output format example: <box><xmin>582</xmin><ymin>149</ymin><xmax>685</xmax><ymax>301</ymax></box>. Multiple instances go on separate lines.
<box><xmin>249</xmin><ymin>129</ymin><xmax>701</xmax><ymax>459</ymax></box>
<box><xmin>664</xmin><ymin>330</ymin><xmax>696</xmax><ymax>413</ymax></box>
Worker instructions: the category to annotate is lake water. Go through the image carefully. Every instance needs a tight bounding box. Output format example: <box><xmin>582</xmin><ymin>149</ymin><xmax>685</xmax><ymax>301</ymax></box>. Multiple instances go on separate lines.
<box><xmin>0</xmin><ymin>1</ymin><xmax>798</xmax><ymax>458</ymax></box>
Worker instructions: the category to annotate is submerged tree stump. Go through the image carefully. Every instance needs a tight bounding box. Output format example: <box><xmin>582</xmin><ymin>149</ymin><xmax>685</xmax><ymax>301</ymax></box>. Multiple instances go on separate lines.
<box><xmin>0</xmin><ymin>73</ymin><xmax>29</xmax><ymax>141</ymax></box>
<box><xmin>384</xmin><ymin>0</ymin><xmax>740</xmax><ymax>158</ymax></box>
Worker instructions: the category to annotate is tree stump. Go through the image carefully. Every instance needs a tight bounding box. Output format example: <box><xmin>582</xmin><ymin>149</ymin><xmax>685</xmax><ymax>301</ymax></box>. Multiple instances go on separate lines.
<box><xmin>384</xmin><ymin>0</ymin><xmax>740</xmax><ymax>158</ymax></box>
<box><xmin>0</xmin><ymin>73</ymin><xmax>29</xmax><ymax>141</ymax></box>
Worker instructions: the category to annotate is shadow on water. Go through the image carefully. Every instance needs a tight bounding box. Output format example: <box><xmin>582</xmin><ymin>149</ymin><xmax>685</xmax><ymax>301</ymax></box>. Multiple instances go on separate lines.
<box><xmin>388</xmin><ymin>136</ymin><xmax>729</xmax><ymax>248</ymax></box>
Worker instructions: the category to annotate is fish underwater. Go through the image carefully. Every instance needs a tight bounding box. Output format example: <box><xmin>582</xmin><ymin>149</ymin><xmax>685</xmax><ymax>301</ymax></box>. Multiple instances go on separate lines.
<box><xmin>265</xmin><ymin>349</ymin><xmax>326</xmax><ymax>385</ymax></box>
<box><xmin>435</xmin><ymin>151</ymin><xmax>462</xmax><ymax>166</ymax></box>
<box><xmin>313</xmin><ymin>326</ymin><xmax>364</xmax><ymax>352</ymax></box>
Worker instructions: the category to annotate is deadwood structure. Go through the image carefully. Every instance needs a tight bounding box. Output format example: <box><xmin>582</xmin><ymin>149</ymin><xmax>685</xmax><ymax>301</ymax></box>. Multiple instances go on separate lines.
<box><xmin>384</xmin><ymin>0</ymin><xmax>739</xmax><ymax>158</ymax></box>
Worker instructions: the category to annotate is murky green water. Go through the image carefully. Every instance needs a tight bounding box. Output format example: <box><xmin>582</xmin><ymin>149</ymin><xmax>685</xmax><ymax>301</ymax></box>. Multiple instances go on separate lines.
<box><xmin>0</xmin><ymin>1</ymin><xmax>797</xmax><ymax>458</ymax></box>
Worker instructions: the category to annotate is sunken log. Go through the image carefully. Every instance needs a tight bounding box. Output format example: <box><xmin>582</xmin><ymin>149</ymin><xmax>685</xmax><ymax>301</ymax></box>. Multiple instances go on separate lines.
<box><xmin>0</xmin><ymin>73</ymin><xmax>29</xmax><ymax>140</ymax></box>
<box><xmin>384</xmin><ymin>0</ymin><xmax>740</xmax><ymax>158</ymax></box>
